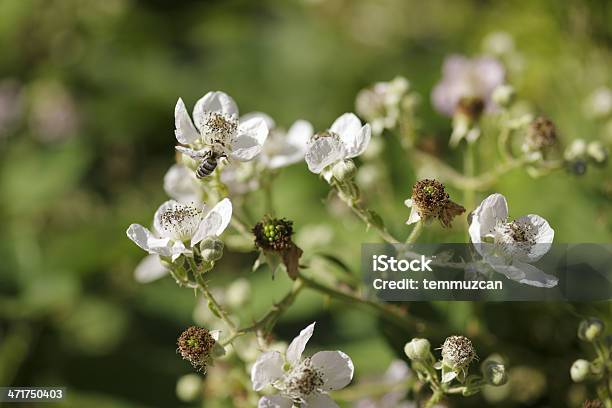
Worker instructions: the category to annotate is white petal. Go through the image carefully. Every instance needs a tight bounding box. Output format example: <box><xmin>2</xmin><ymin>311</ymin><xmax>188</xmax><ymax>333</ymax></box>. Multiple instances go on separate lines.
<box><xmin>209</xmin><ymin>198</ymin><xmax>233</xmax><ymax>235</ymax></box>
<box><xmin>304</xmin><ymin>393</ymin><xmax>340</xmax><ymax>408</ymax></box>
<box><xmin>230</xmin><ymin>117</ymin><xmax>269</xmax><ymax>161</ymax></box>
<box><xmin>241</xmin><ymin>111</ymin><xmax>276</xmax><ymax>130</ymax></box>
<box><xmin>468</xmin><ymin>193</ymin><xmax>508</xmax><ymax>243</ymax></box>
<box><xmin>331</xmin><ymin>113</ymin><xmax>371</xmax><ymax>158</ymax></box>
<box><xmin>251</xmin><ymin>351</ymin><xmax>285</xmax><ymax>391</ymax></box>
<box><xmin>258</xmin><ymin>395</ymin><xmax>293</xmax><ymax>408</ymax></box>
<box><xmin>190</xmin><ymin>212</ymin><xmax>221</xmax><ymax>246</ymax></box>
<box><xmin>193</xmin><ymin>91</ymin><xmax>238</xmax><ymax>122</ymax></box>
<box><xmin>134</xmin><ymin>255</ymin><xmax>168</xmax><ymax>283</ymax></box>
<box><xmin>286</xmin><ymin>119</ymin><xmax>314</xmax><ymax>147</ymax></box>
<box><xmin>153</xmin><ymin>200</ymin><xmax>203</xmax><ymax>241</ymax></box>
<box><xmin>126</xmin><ymin>224</ymin><xmax>154</xmax><ymax>252</ymax></box>
<box><xmin>210</xmin><ymin>330</ymin><xmax>221</xmax><ymax>341</ymax></box>
<box><xmin>310</xmin><ymin>350</ymin><xmax>354</xmax><ymax>391</ymax></box>
<box><xmin>174</xmin><ymin>98</ymin><xmax>200</xmax><ymax>144</ymax></box>
<box><xmin>305</xmin><ymin>137</ymin><xmax>346</xmax><ymax>174</ymax></box>
<box><xmin>513</xmin><ymin>214</ymin><xmax>554</xmax><ymax>261</ymax></box>
<box><xmin>512</xmin><ymin>260</ymin><xmax>558</xmax><ymax>288</ymax></box>
<box><xmin>286</xmin><ymin>322</ymin><xmax>315</xmax><ymax>366</ymax></box>
<box><xmin>406</xmin><ymin>206</ymin><xmax>421</xmax><ymax>225</ymax></box>
<box><xmin>163</xmin><ymin>164</ymin><xmax>200</xmax><ymax>203</ymax></box>
<box><xmin>170</xmin><ymin>240</ymin><xmax>191</xmax><ymax>262</ymax></box>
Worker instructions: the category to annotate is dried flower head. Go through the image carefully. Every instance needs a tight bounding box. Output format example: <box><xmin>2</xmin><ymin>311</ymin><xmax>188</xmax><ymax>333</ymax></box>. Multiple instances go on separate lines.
<box><xmin>441</xmin><ymin>335</ymin><xmax>476</xmax><ymax>370</ymax></box>
<box><xmin>253</xmin><ymin>218</ymin><xmax>294</xmax><ymax>251</ymax></box>
<box><xmin>405</xmin><ymin>179</ymin><xmax>466</xmax><ymax>228</ymax></box>
<box><xmin>177</xmin><ymin>326</ymin><xmax>220</xmax><ymax>371</ymax></box>
<box><xmin>524</xmin><ymin>116</ymin><xmax>558</xmax><ymax>152</ymax></box>
<box><xmin>456</xmin><ymin>96</ymin><xmax>485</xmax><ymax>121</ymax></box>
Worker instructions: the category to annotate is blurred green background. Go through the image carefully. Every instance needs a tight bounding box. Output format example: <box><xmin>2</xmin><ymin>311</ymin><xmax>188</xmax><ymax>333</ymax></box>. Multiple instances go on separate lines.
<box><xmin>0</xmin><ymin>0</ymin><xmax>610</xmax><ymax>407</ymax></box>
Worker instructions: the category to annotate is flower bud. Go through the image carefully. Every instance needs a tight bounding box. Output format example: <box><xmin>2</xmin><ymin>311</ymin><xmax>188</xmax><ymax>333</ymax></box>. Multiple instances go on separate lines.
<box><xmin>578</xmin><ymin>318</ymin><xmax>605</xmax><ymax>342</ymax></box>
<box><xmin>570</xmin><ymin>359</ymin><xmax>592</xmax><ymax>383</ymax></box>
<box><xmin>404</xmin><ymin>338</ymin><xmax>431</xmax><ymax>361</ymax></box>
<box><xmin>225</xmin><ymin>278</ymin><xmax>251</xmax><ymax>309</ymax></box>
<box><xmin>200</xmin><ymin>236</ymin><xmax>224</xmax><ymax>262</ymax></box>
<box><xmin>332</xmin><ymin>159</ymin><xmax>357</xmax><ymax>182</ymax></box>
<box><xmin>176</xmin><ymin>374</ymin><xmax>202</xmax><ymax>402</ymax></box>
<box><xmin>481</xmin><ymin>360</ymin><xmax>508</xmax><ymax>386</ymax></box>
<box><xmin>586</xmin><ymin>141</ymin><xmax>608</xmax><ymax>165</ymax></box>
<box><xmin>441</xmin><ymin>335</ymin><xmax>476</xmax><ymax>370</ymax></box>
<box><xmin>492</xmin><ymin>84</ymin><xmax>515</xmax><ymax>108</ymax></box>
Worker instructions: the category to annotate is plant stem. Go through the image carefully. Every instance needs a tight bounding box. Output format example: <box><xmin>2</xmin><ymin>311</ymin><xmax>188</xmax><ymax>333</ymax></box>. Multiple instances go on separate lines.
<box><xmin>425</xmin><ymin>389</ymin><xmax>444</xmax><ymax>408</ymax></box>
<box><xmin>463</xmin><ymin>142</ymin><xmax>476</xmax><ymax>212</ymax></box>
<box><xmin>406</xmin><ymin>220</ymin><xmax>423</xmax><ymax>243</ymax></box>
<box><xmin>196</xmin><ymin>275</ymin><xmax>238</xmax><ymax>332</ymax></box>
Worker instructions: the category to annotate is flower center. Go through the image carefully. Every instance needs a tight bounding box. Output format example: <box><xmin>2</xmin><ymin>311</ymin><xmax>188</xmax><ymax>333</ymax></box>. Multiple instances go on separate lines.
<box><xmin>198</xmin><ymin>111</ymin><xmax>238</xmax><ymax>148</ymax></box>
<box><xmin>253</xmin><ymin>218</ymin><xmax>294</xmax><ymax>251</ymax></box>
<box><xmin>177</xmin><ymin>326</ymin><xmax>216</xmax><ymax>371</ymax></box>
<box><xmin>159</xmin><ymin>203</ymin><xmax>202</xmax><ymax>241</ymax></box>
<box><xmin>284</xmin><ymin>358</ymin><xmax>324</xmax><ymax>401</ymax></box>
<box><xmin>311</xmin><ymin>130</ymin><xmax>340</xmax><ymax>143</ymax></box>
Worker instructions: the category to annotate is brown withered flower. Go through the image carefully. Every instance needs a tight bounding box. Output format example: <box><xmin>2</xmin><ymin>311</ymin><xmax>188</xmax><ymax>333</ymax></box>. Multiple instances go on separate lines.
<box><xmin>583</xmin><ymin>400</ymin><xmax>604</xmax><ymax>408</ymax></box>
<box><xmin>177</xmin><ymin>326</ymin><xmax>224</xmax><ymax>372</ymax></box>
<box><xmin>523</xmin><ymin>116</ymin><xmax>558</xmax><ymax>154</ymax></box>
<box><xmin>405</xmin><ymin>179</ymin><xmax>465</xmax><ymax>228</ymax></box>
<box><xmin>253</xmin><ymin>217</ymin><xmax>303</xmax><ymax>280</ymax></box>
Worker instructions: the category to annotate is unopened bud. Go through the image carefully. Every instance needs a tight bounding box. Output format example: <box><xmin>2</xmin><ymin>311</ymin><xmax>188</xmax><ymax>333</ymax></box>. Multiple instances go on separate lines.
<box><xmin>492</xmin><ymin>84</ymin><xmax>515</xmax><ymax>108</ymax></box>
<box><xmin>578</xmin><ymin>318</ymin><xmax>605</xmax><ymax>342</ymax></box>
<box><xmin>200</xmin><ymin>237</ymin><xmax>224</xmax><ymax>262</ymax></box>
<box><xmin>481</xmin><ymin>360</ymin><xmax>507</xmax><ymax>386</ymax></box>
<box><xmin>564</xmin><ymin>139</ymin><xmax>587</xmax><ymax>161</ymax></box>
<box><xmin>332</xmin><ymin>159</ymin><xmax>357</xmax><ymax>182</ymax></box>
<box><xmin>570</xmin><ymin>359</ymin><xmax>592</xmax><ymax>383</ymax></box>
<box><xmin>404</xmin><ymin>338</ymin><xmax>431</xmax><ymax>361</ymax></box>
<box><xmin>586</xmin><ymin>141</ymin><xmax>608</xmax><ymax>165</ymax></box>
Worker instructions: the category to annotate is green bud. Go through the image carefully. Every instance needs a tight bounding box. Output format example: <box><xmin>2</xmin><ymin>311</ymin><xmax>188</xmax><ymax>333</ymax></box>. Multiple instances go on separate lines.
<box><xmin>578</xmin><ymin>318</ymin><xmax>605</xmax><ymax>342</ymax></box>
<box><xmin>492</xmin><ymin>84</ymin><xmax>515</xmax><ymax>108</ymax></box>
<box><xmin>481</xmin><ymin>360</ymin><xmax>508</xmax><ymax>386</ymax></box>
<box><xmin>570</xmin><ymin>359</ymin><xmax>592</xmax><ymax>382</ymax></box>
<box><xmin>404</xmin><ymin>338</ymin><xmax>431</xmax><ymax>361</ymax></box>
<box><xmin>332</xmin><ymin>159</ymin><xmax>357</xmax><ymax>182</ymax></box>
<box><xmin>200</xmin><ymin>237</ymin><xmax>224</xmax><ymax>262</ymax></box>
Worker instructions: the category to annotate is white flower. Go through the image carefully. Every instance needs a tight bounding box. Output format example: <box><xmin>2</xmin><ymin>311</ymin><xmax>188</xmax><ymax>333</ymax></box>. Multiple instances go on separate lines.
<box><xmin>468</xmin><ymin>193</ymin><xmax>557</xmax><ymax>288</ymax></box>
<box><xmin>584</xmin><ymin>86</ymin><xmax>612</xmax><ymax>119</ymax></box>
<box><xmin>163</xmin><ymin>164</ymin><xmax>202</xmax><ymax>203</ymax></box>
<box><xmin>175</xmin><ymin>91</ymin><xmax>269</xmax><ymax>161</ymax></box>
<box><xmin>242</xmin><ymin>112</ymin><xmax>313</xmax><ymax>170</ymax></box>
<box><xmin>305</xmin><ymin>113</ymin><xmax>371</xmax><ymax>181</ymax></box>
<box><xmin>126</xmin><ymin>198</ymin><xmax>232</xmax><ymax>262</ymax></box>
<box><xmin>251</xmin><ymin>322</ymin><xmax>354</xmax><ymax>408</ymax></box>
<box><xmin>353</xmin><ymin>360</ymin><xmax>412</xmax><ymax>408</ymax></box>
<box><xmin>355</xmin><ymin>76</ymin><xmax>410</xmax><ymax>136</ymax></box>
<box><xmin>134</xmin><ymin>254</ymin><xmax>169</xmax><ymax>283</ymax></box>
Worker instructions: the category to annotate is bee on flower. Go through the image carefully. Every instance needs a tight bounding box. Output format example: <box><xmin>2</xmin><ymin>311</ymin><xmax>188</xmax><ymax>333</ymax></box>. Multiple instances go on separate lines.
<box><xmin>174</xmin><ymin>91</ymin><xmax>269</xmax><ymax>178</ymax></box>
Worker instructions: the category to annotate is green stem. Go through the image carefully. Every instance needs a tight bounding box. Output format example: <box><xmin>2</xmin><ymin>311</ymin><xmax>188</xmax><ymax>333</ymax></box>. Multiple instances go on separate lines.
<box><xmin>406</xmin><ymin>220</ymin><xmax>423</xmax><ymax>244</ymax></box>
<box><xmin>463</xmin><ymin>142</ymin><xmax>476</xmax><ymax>213</ymax></box>
<box><xmin>425</xmin><ymin>389</ymin><xmax>444</xmax><ymax>408</ymax></box>
<box><xmin>196</xmin><ymin>275</ymin><xmax>238</xmax><ymax>332</ymax></box>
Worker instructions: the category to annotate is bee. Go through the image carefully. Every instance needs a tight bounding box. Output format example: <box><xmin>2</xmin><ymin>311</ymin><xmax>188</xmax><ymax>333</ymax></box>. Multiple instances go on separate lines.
<box><xmin>175</xmin><ymin>146</ymin><xmax>227</xmax><ymax>179</ymax></box>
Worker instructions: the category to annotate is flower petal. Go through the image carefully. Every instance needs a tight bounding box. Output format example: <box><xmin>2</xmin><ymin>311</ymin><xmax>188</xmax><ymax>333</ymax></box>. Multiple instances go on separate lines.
<box><xmin>286</xmin><ymin>119</ymin><xmax>314</xmax><ymax>147</ymax></box>
<box><xmin>258</xmin><ymin>395</ymin><xmax>293</xmax><ymax>408</ymax></box>
<box><xmin>154</xmin><ymin>200</ymin><xmax>203</xmax><ymax>241</ymax></box>
<box><xmin>134</xmin><ymin>255</ymin><xmax>168</xmax><ymax>283</ymax></box>
<box><xmin>512</xmin><ymin>260</ymin><xmax>558</xmax><ymax>288</ymax></box>
<box><xmin>513</xmin><ymin>214</ymin><xmax>554</xmax><ymax>261</ymax></box>
<box><xmin>304</xmin><ymin>393</ymin><xmax>340</xmax><ymax>408</ymax></box>
<box><xmin>209</xmin><ymin>198</ymin><xmax>233</xmax><ymax>236</ymax></box>
<box><xmin>286</xmin><ymin>322</ymin><xmax>315</xmax><ymax>366</ymax></box>
<box><xmin>406</xmin><ymin>205</ymin><xmax>421</xmax><ymax>225</ymax></box>
<box><xmin>305</xmin><ymin>137</ymin><xmax>346</xmax><ymax>174</ymax></box>
<box><xmin>230</xmin><ymin>117</ymin><xmax>269</xmax><ymax>161</ymax></box>
<box><xmin>191</xmin><ymin>211</ymin><xmax>222</xmax><ymax>246</ymax></box>
<box><xmin>241</xmin><ymin>111</ymin><xmax>276</xmax><ymax>130</ymax></box>
<box><xmin>251</xmin><ymin>351</ymin><xmax>285</xmax><ymax>391</ymax></box>
<box><xmin>468</xmin><ymin>193</ymin><xmax>508</xmax><ymax>244</ymax></box>
<box><xmin>174</xmin><ymin>98</ymin><xmax>200</xmax><ymax>144</ymax></box>
<box><xmin>126</xmin><ymin>223</ymin><xmax>154</xmax><ymax>252</ymax></box>
<box><xmin>163</xmin><ymin>164</ymin><xmax>201</xmax><ymax>203</ymax></box>
<box><xmin>310</xmin><ymin>350</ymin><xmax>354</xmax><ymax>391</ymax></box>
<box><xmin>193</xmin><ymin>91</ymin><xmax>238</xmax><ymax>123</ymax></box>
<box><xmin>331</xmin><ymin>113</ymin><xmax>370</xmax><ymax>158</ymax></box>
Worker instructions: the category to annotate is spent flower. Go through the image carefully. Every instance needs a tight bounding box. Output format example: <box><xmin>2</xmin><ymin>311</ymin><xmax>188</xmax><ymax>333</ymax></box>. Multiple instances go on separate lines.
<box><xmin>405</xmin><ymin>179</ymin><xmax>465</xmax><ymax>228</ymax></box>
<box><xmin>253</xmin><ymin>217</ymin><xmax>303</xmax><ymax>280</ymax></box>
<box><xmin>251</xmin><ymin>322</ymin><xmax>354</xmax><ymax>407</ymax></box>
<box><xmin>436</xmin><ymin>335</ymin><xmax>477</xmax><ymax>383</ymax></box>
<box><xmin>177</xmin><ymin>326</ymin><xmax>225</xmax><ymax>372</ymax></box>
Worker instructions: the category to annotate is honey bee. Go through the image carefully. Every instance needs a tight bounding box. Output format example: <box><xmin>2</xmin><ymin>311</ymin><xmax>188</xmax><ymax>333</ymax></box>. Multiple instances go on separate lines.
<box><xmin>175</xmin><ymin>146</ymin><xmax>227</xmax><ymax>179</ymax></box>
